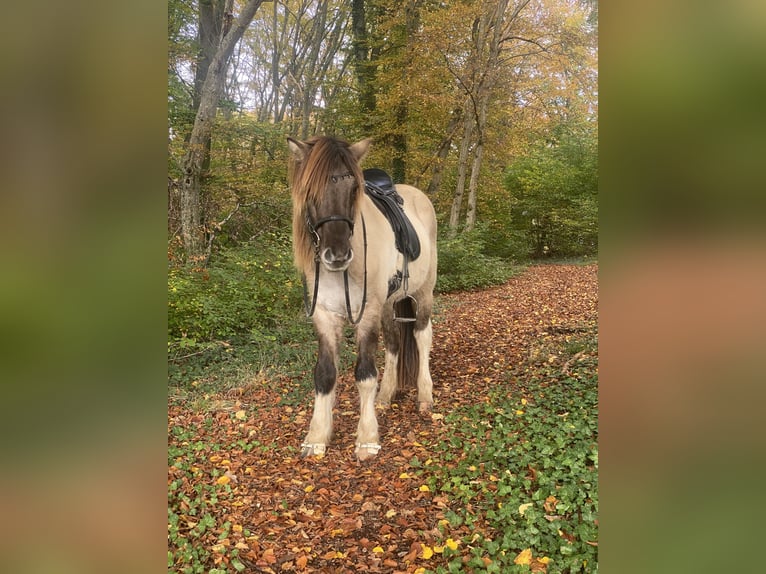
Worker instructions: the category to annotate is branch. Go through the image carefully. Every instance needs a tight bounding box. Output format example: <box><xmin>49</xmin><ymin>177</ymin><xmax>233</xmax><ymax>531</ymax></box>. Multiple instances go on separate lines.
<box><xmin>415</xmin><ymin>111</ymin><xmax>464</xmax><ymax>180</ymax></box>
<box><xmin>202</xmin><ymin>201</ymin><xmax>254</xmax><ymax>266</ymax></box>
<box><xmin>500</xmin><ymin>35</ymin><xmax>550</xmax><ymax>52</ymax></box>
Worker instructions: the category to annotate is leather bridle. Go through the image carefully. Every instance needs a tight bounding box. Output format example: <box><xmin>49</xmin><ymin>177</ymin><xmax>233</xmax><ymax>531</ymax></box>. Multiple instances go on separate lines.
<box><xmin>301</xmin><ymin>175</ymin><xmax>368</xmax><ymax>325</ymax></box>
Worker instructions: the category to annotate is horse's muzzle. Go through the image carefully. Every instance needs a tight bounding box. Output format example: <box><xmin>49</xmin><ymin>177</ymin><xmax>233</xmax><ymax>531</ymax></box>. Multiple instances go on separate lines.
<box><xmin>321</xmin><ymin>247</ymin><xmax>354</xmax><ymax>271</ymax></box>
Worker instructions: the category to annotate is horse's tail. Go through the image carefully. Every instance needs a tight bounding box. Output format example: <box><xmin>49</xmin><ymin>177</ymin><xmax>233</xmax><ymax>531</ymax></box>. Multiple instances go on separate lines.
<box><xmin>396</xmin><ymin>299</ymin><xmax>420</xmax><ymax>393</ymax></box>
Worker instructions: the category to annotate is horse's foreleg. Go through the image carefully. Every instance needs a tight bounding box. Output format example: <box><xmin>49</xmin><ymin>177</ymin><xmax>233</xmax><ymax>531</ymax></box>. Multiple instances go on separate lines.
<box><xmin>354</xmin><ymin>325</ymin><xmax>380</xmax><ymax>461</ymax></box>
<box><xmin>302</xmin><ymin>314</ymin><xmax>341</xmax><ymax>457</ymax></box>
<box><xmin>414</xmin><ymin>319</ymin><xmax>434</xmax><ymax>413</ymax></box>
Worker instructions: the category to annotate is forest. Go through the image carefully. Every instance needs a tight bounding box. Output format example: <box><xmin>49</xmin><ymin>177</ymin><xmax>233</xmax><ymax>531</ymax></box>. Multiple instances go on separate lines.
<box><xmin>168</xmin><ymin>2</ymin><xmax>598</xmax><ymax>571</ymax></box>
<box><xmin>168</xmin><ymin>0</ymin><xmax>597</xmax><ymax>350</ymax></box>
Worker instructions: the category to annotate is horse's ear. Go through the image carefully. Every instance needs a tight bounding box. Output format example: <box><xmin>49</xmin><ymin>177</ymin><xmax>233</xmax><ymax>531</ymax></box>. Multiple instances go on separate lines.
<box><xmin>287</xmin><ymin>137</ymin><xmax>308</xmax><ymax>160</ymax></box>
<box><xmin>349</xmin><ymin>138</ymin><xmax>372</xmax><ymax>162</ymax></box>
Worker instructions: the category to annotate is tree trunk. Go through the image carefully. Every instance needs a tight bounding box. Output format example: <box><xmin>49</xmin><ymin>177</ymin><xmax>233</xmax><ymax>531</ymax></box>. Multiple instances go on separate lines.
<box><xmin>466</xmin><ymin>93</ymin><xmax>489</xmax><ymax>231</ymax></box>
<box><xmin>465</xmin><ymin>0</ymin><xmax>508</xmax><ymax>231</ymax></box>
<box><xmin>352</xmin><ymin>0</ymin><xmax>376</xmax><ymax>129</ymax></box>
<box><xmin>271</xmin><ymin>0</ymin><xmax>280</xmax><ymax>123</ymax></box>
<box><xmin>391</xmin><ymin>1</ymin><xmax>420</xmax><ymax>183</ymax></box>
<box><xmin>449</xmin><ymin>99</ymin><xmax>475</xmax><ymax>236</ymax></box>
<box><xmin>465</xmin><ymin>133</ymin><xmax>484</xmax><ymax>230</ymax></box>
<box><xmin>180</xmin><ymin>0</ymin><xmax>265</xmax><ymax>262</ymax></box>
<box><xmin>426</xmin><ymin>108</ymin><xmax>462</xmax><ymax>195</ymax></box>
<box><xmin>300</xmin><ymin>1</ymin><xmax>329</xmax><ymax>138</ymax></box>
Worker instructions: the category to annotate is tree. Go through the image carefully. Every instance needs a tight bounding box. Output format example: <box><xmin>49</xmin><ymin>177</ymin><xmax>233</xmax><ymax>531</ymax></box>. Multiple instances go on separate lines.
<box><xmin>167</xmin><ymin>0</ymin><xmax>597</xmax><ymax>263</ymax></box>
<box><xmin>180</xmin><ymin>0</ymin><xmax>266</xmax><ymax>261</ymax></box>
<box><xmin>503</xmin><ymin>120</ymin><xmax>598</xmax><ymax>257</ymax></box>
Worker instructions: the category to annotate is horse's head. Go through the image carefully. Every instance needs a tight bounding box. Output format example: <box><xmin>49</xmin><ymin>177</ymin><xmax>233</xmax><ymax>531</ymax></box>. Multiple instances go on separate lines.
<box><xmin>288</xmin><ymin>136</ymin><xmax>371</xmax><ymax>272</ymax></box>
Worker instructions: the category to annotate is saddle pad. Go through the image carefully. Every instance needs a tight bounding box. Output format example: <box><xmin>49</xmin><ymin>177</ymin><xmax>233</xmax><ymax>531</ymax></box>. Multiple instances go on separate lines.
<box><xmin>363</xmin><ymin>168</ymin><xmax>421</xmax><ymax>261</ymax></box>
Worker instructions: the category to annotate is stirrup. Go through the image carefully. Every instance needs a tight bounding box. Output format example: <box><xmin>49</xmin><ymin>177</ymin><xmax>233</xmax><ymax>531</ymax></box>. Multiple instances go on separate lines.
<box><xmin>393</xmin><ymin>295</ymin><xmax>418</xmax><ymax>323</ymax></box>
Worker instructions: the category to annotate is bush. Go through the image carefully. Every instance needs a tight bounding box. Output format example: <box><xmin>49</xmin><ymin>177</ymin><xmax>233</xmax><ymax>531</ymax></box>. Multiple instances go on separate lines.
<box><xmin>502</xmin><ymin>120</ymin><xmax>598</xmax><ymax>259</ymax></box>
<box><xmin>436</xmin><ymin>229</ymin><xmax>520</xmax><ymax>293</ymax></box>
<box><xmin>168</xmin><ymin>234</ymin><xmax>302</xmax><ymax>344</ymax></box>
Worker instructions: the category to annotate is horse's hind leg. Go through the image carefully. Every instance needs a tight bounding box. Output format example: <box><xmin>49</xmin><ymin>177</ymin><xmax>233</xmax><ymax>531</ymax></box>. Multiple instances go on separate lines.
<box><xmin>377</xmin><ymin>304</ymin><xmax>398</xmax><ymax>407</ymax></box>
<box><xmin>414</xmin><ymin>299</ymin><xmax>434</xmax><ymax>413</ymax></box>
<box><xmin>414</xmin><ymin>319</ymin><xmax>434</xmax><ymax>413</ymax></box>
<box><xmin>354</xmin><ymin>318</ymin><xmax>381</xmax><ymax>461</ymax></box>
<box><xmin>302</xmin><ymin>310</ymin><xmax>342</xmax><ymax>457</ymax></box>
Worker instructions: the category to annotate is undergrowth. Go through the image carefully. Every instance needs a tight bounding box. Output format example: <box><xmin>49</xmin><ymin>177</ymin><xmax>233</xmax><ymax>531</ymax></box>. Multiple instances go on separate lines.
<box><xmin>168</xmin><ymin>232</ymin><xmax>522</xmax><ymax>393</ymax></box>
<box><xmin>425</xmin><ymin>332</ymin><xmax>598</xmax><ymax>573</ymax></box>
<box><xmin>436</xmin><ymin>229</ymin><xmax>522</xmax><ymax>293</ymax></box>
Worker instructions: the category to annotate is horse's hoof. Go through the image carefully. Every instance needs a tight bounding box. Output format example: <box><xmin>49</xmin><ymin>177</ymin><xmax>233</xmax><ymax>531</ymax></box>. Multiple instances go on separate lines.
<box><xmin>355</xmin><ymin>443</ymin><xmax>381</xmax><ymax>461</ymax></box>
<box><xmin>301</xmin><ymin>443</ymin><xmax>326</xmax><ymax>458</ymax></box>
<box><xmin>418</xmin><ymin>401</ymin><xmax>433</xmax><ymax>414</ymax></box>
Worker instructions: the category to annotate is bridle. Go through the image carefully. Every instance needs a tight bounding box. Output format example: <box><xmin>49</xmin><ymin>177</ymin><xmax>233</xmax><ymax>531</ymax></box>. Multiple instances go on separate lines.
<box><xmin>301</xmin><ymin>173</ymin><xmax>368</xmax><ymax>325</ymax></box>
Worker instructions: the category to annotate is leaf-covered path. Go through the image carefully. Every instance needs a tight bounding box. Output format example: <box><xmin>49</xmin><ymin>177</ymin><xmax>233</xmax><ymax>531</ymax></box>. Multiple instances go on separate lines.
<box><xmin>168</xmin><ymin>264</ymin><xmax>598</xmax><ymax>573</ymax></box>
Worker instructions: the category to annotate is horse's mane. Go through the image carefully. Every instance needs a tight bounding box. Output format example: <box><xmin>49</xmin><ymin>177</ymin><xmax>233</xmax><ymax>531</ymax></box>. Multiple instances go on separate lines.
<box><xmin>289</xmin><ymin>136</ymin><xmax>365</xmax><ymax>271</ymax></box>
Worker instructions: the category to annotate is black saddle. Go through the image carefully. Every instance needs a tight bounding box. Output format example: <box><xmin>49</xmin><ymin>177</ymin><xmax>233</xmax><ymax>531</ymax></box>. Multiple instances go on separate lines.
<box><xmin>363</xmin><ymin>168</ymin><xmax>421</xmax><ymax>261</ymax></box>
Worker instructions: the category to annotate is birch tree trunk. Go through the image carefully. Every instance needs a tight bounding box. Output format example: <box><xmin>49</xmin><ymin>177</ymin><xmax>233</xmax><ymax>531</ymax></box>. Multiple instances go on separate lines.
<box><xmin>180</xmin><ymin>0</ymin><xmax>265</xmax><ymax>261</ymax></box>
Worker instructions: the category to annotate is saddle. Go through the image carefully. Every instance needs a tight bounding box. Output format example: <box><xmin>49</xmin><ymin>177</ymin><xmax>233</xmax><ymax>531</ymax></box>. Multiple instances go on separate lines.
<box><xmin>363</xmin><ymin>168</ymin><xmax>421</xmax><ymax>261</ymax></box>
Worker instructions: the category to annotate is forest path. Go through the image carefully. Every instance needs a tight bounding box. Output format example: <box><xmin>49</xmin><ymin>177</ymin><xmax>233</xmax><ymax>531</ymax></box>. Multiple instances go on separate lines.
<box><xmin>168</xmin><ymin>263</ymin><xmax>598</xmax><ymax>573</ymax></box>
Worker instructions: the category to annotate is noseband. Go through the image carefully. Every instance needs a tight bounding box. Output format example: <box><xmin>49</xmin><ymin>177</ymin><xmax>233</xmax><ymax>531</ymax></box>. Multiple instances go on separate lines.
<box><xmin>305</xmin><ymin>213</ymin><xmax>355</xmax><ymax>250</ymax></box>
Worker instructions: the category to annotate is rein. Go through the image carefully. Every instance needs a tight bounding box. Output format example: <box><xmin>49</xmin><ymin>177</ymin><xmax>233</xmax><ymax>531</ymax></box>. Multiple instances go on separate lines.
<box><xmin>302</xmin><ymin>214</ymin><xmax>368</xmax><ymax>325</ymax></box>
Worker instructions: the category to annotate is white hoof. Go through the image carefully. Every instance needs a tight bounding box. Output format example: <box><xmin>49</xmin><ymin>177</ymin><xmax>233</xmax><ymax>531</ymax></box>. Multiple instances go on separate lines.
<box><xmin>355</xmin><ymin>442</ymin><xmax>381</xmax><ymax>461</ymax></box>
<box><xmin>301</xmin><ymin>443</ymin><xmax>326</xmax><ymax>458</ymax></box>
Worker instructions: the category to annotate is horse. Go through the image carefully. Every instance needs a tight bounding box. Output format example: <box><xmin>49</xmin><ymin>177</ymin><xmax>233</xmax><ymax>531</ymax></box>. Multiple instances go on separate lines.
<box><xmin>287</xmin><ymin>135</ymin><xmax>438</xmax><ymax>461</ymax></box>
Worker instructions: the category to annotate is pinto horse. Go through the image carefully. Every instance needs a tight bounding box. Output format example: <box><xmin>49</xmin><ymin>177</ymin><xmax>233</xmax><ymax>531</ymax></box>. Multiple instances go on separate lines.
<box><xmin>287</xmin><ymin>136</ymin><xmax>437</xmax><ymax>461</ymax></box>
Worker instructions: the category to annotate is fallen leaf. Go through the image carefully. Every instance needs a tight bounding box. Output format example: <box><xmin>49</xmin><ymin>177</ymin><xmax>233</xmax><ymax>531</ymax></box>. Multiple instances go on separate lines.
<box><xmin>544</xmin><ymin>495</ymin><xmax>558</xmax><ymax>513</ymax></box>
<box><xmin>372</xmin><ymin>546</ymin><xmax>384</xmax><ymax>553</ymax></box>
<box><xmin>519</xmin><ymin>502</ymin><xmax>533</xmax><ymax>516</ymax></box>
<box><xmin>418</xmin><ymin>484</ymin><xmax>431</xmax><ymax>492</ymax></box>
<box><xmin>262</xmin><ymin>548</ymin><xmax>277</xmax><ymax>564</ymax></box>
<box><xmin>514</xmin><ymin>548</ymin><xmax>533</xmax><ymax>565</ymax></box>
